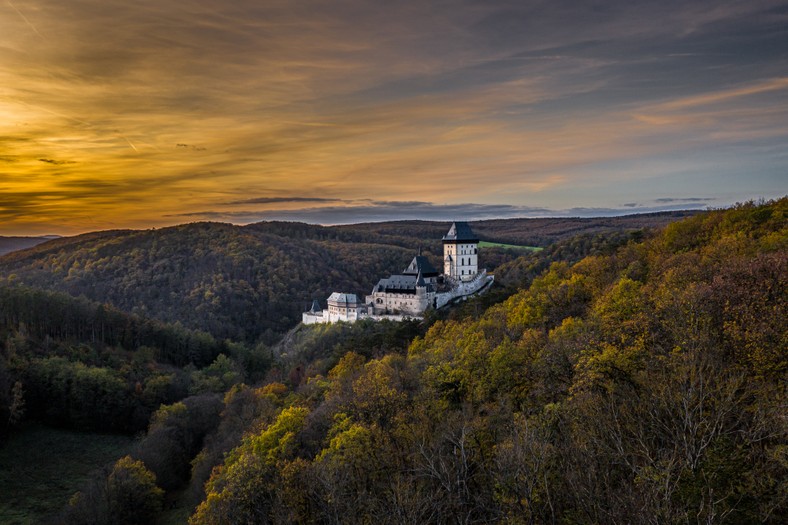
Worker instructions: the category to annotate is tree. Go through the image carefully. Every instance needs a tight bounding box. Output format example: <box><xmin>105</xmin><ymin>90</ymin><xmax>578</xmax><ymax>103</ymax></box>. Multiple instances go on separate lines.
<box><xmin>106</xmin><ymin>456</ymin><xmax>164</xmax><ymax>525</ymax></box>
<box><xmin>7</xmin><ymin>380</ymin><xmax>24</xmax><ymax>426</ymax></box>
<box><xmin>190</xmin><ymin>406</ymin><xmax>310</xmax><ymax>524</ymax></box>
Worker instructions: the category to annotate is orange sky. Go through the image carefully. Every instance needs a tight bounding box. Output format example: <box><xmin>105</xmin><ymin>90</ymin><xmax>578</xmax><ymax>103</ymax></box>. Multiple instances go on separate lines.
<box><xmin>1</xmin><ymin>0</ymin><xmax>786</xmax><ymax>235</ymax></box>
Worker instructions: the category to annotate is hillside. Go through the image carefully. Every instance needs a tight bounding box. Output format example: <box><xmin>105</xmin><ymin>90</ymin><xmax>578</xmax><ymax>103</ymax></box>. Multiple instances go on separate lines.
<box><xmin>175</xmin><ymin>199</ymin><xmax>785</xmax><ymax>525</ymax></box>
<box><xmin>0</xmin><ymin>223</ymin><xmax>415</xmax><ymax>343</ymax></box>
<box><xmin>0</xmin><ymin>285</ymin><xmax>243</xmax><ymax>435</ymax></box>
<box><xmin>0</xmin><ymin>213</ymin><xmax>691</xmax><ymax>344</ymax></box>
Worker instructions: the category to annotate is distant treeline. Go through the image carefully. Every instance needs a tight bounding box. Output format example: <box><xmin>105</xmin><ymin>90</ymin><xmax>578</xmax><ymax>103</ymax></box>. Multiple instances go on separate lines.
<box><xmin>0</xmin><ymin>286</ymin><xmax>271</xmax><ymax>434</ymax></box>
<box><xmin>0</xmin><ymin>286</ymin><xmax>224</xmax><ymax>366</ymax></box>
<box><xmin>334</xmin><ymin>210</ymin><xmax>698</xmax><ymax>246</ymax></box>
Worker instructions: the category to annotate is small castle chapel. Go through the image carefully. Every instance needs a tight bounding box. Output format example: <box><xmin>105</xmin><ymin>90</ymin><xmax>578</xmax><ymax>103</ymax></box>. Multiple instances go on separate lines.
<box><xmin>303</xmin><ymin>222</ymin><xmax>494</xmax><ymax>324</ymax></box>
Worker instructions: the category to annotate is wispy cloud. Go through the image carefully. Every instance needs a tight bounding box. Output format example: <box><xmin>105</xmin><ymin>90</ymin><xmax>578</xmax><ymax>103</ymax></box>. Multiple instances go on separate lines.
<box><xmin>656</xmin><ymin>78</ymin><xmax>788</xmax><ymax>111</ymax></box>
<box><xmin>38</xmin><ymin>158</ymin><xmax>75</xmax><ymax>165</ymax></box>
<box><xmin>654</xmin><ymin>197</ymin><xmax>716</xmax><ymax>203</ymax></box>
<box><xmin>228</xmin><ymin>197</ymin><xmax>350</xmax><ymax>205</ymax></box>
<box><xmin>6</xmin><ymin>0</ymin><xmax>46</xmax><ymax>40</ymax></box>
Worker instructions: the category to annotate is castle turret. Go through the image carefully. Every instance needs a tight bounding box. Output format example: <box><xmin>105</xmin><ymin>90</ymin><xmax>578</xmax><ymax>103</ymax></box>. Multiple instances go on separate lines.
<box><xmin>443</xmin><ymin>222</ymin><xmax>479</xmax><ymax>281</ymax></box>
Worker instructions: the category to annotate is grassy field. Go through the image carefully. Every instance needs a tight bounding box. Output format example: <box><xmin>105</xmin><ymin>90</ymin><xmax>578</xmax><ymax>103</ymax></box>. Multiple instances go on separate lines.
<box><xmin>479</xmin><ymin>240</ymin><xmax>543</xmax><ymax>251</ymax></box>
<box><xmin>0</xmin><ymin>424</ymin><xmax>137</xmax><ymax>525</ymax></box>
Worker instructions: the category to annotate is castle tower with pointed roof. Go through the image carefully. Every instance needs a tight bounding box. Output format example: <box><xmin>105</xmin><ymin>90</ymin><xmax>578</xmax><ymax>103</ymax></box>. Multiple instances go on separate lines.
<box><xmin>443</xmin><ymin>221</ymin><xmax>479</xmax><ymax>282</ymax></box>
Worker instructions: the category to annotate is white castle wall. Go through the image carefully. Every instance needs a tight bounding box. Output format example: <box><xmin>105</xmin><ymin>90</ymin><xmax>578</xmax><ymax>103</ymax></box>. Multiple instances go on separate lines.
<box><xmin>302</xmin><ymin>309</ymin><xmax>420</xmax><ymax>325</ymax></box>
<box><xmin>435</xmin><ymin>271</ymin><xmax>493</xmax><ymax>309</ymax></box>
<box><xmin>367</xmin><ymin>290</ymin><xmax>432</xmax><ymax>316</ymax></box>
<box><xmin>302</xmin><ymin>311</ymin><xmax>324</xmax><ymax>324</ymax></box>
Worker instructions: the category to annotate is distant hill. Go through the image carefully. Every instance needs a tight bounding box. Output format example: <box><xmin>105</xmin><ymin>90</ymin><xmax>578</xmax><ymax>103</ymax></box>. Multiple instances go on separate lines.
<box><xmin>335</xmin><ymin>210</ymin><xmax>700</xmax><ymax>247</ymax></box>
<box><xmin>0</xmin><ymin>223</ymin><xmax>411</xmax><ymax>343</ymax></box>
<box><xmin>0</xmin><ymin>235</ymin><xmax>61</xmax><ymax>256</ymax></box>
<box><xmin>0</xmin><ymin>213</ymin><xmax>695</xmax><ymax>343</ymax></box>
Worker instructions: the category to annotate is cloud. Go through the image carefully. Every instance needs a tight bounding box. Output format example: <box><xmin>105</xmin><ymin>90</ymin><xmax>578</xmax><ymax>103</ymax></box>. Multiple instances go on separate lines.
<box><xmin>564</xmin><ymin>203</ymin><xmax>710</xmax><ymax>217</ymax></box>
<box><xmin>654</xmin><ymin>197</ymin><xmax>716</xmax><ymax>203</ymax></box>
<box><xmin>167</xmin><ymin>201</ymin><xmax>550</xmax><ymax>223</ymax></box>
<box><xmin>656</xmin><ymin>78</ymin><xmax>788</xmax><ymax>111</ymax></box>
<box><xmin>38</xmin><ymin>158</ymin><xmax>75</xmax><ymax>165</ymax></box>
<box><xmin>228</xmin><ymin>197</ymin><xmax>350</xmax><ymax>205</ymax></box>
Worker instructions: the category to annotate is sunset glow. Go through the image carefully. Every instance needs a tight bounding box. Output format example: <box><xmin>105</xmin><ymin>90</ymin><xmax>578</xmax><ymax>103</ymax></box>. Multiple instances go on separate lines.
<box><xmin>1</xmin><ymin>0</ymin><xmax>786</xmax><ymax>235</ymax></box>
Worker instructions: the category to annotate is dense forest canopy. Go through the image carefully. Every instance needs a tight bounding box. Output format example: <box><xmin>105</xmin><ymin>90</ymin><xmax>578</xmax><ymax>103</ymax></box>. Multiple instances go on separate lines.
<box><xmin>0</xmin><ymin>285</ymin><xmax>258</xmax><ymax>434</ymax></box>
<box><xmin>0</xmin><ymin>223</ymin><xmax>414</xmax><ymax>343</ymax></box>
<box><xmin>0</xmin><ymin>201</ymin><xmax>784</xmax><ymax>524</ymax></box>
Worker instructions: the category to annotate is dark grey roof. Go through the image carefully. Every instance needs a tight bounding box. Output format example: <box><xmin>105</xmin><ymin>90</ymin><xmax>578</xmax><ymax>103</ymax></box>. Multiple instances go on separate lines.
<box><xmin>402</xmin><ymin>254</ymin><xmax>439</xmax><ymax>277</ymax></box>
<box><xmin>309</xmin><ymin>299</ymin><xmax>321</xmax><ymax>313</ymax></box>
<box><xmin>375</xmin><ymin>274</ymin><xmax>434</xmax><ymax>294</ymax></box>
<box><xmin>442</xmin><ymin>221</ymin><xmax>479</xmax><ymax>243</ymax></box>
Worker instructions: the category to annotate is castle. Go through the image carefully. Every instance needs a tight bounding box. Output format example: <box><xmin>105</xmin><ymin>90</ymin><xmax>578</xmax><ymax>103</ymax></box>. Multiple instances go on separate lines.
<box><xmin>303</xmin><ymin>222</ymin><xmax>494</xmax><ymax>324</ymax></box>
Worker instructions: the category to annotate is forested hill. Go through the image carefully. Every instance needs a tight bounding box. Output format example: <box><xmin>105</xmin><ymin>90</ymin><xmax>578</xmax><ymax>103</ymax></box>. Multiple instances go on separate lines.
<box><xmin>0</xmin><ymin>213</ymin><xmax>690</xmax><ymax>343</ymax></box>
<box><xmin>0</xmin><ymin>223</ymin><xmax>414</xmax><ymax>343</ymax></box>
<box><xmin>175</xmin><ymin>199</ymin><xmax>785</xmax><ymax>524</ymax></box>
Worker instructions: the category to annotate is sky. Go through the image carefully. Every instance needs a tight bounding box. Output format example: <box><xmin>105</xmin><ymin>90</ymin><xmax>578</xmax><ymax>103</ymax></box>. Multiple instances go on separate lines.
<box><xmin>1</xmin><ymin>0</ymin><xmax>786</xmax><ymax>235</ymax></box>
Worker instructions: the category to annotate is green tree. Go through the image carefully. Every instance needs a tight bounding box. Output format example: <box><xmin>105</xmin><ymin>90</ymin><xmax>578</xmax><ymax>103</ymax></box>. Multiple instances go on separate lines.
<box><xmin>190</xmin><ymin>406</ymin><xmax>309</xmax><ymax>524</ymax></box>
<box><xmin>7</xmin><ymin>380</ymin><xmax>24</xmax><ymax>426</ymax></box>
<box><xmin>106</xmin><ymin>456</ymin><xmax>164</xmax><ymax>525</ymax></box>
